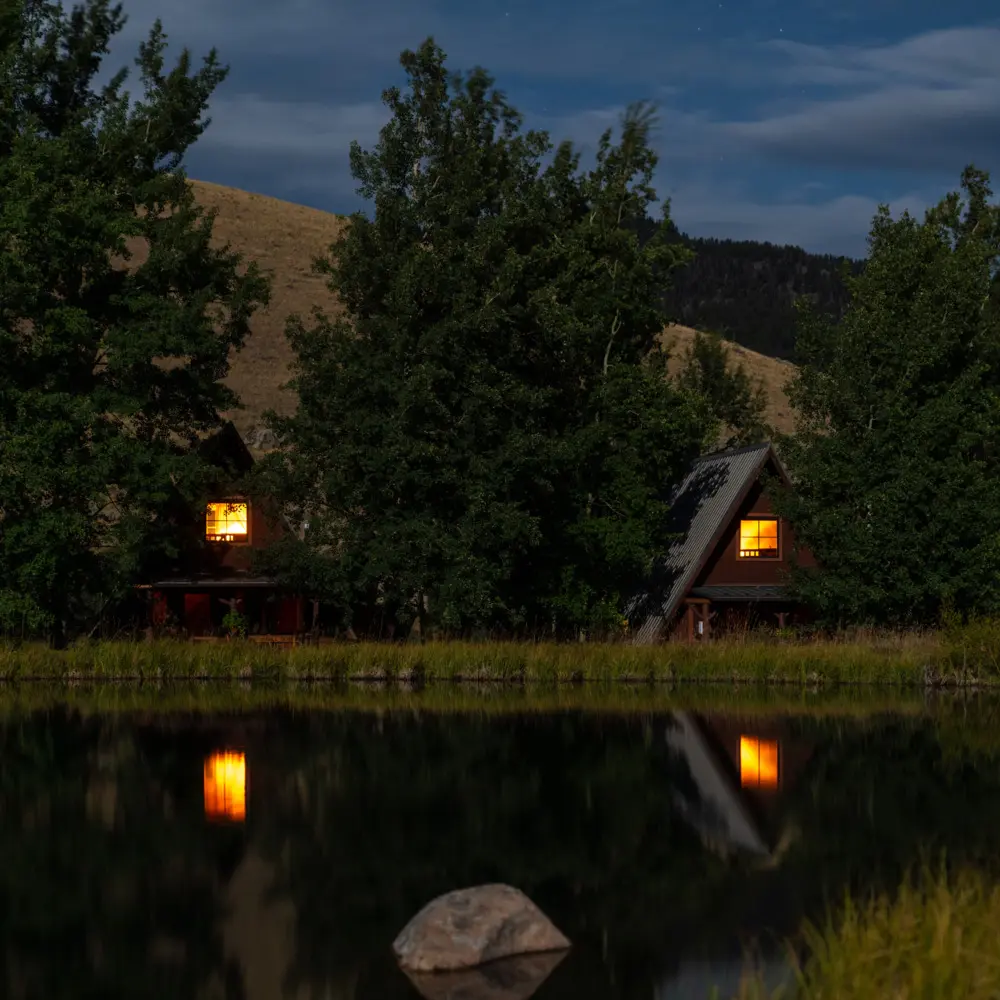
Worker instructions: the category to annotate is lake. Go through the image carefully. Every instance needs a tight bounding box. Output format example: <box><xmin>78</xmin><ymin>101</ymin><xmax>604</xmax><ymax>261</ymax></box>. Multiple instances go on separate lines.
<box><xmin>2</xmin><ymin>686</ymin><xmax>999</xmax><ymax>1000</ymax></box>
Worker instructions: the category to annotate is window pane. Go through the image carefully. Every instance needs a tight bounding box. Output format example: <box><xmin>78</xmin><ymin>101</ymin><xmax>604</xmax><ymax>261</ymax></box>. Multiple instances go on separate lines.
<box><xmin>758</xmin><ymin>520</ymin><xmax>778</xmax><ymax>541</ymax></box>
<box><xmin>206</xmin><ymin>501</ymin><xmax>248</xmax><ymax>541</ymax></box>
<box><xmin>739</xmin><ymin>519</ymin><xmax>778</xmax><ymax>558</ymax></box>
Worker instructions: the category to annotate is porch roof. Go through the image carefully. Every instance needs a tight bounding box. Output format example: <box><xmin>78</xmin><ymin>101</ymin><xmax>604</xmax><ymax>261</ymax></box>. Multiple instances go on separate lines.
<box><xmin>137</xmin><ymin>577</ymin><xmax>280</xmax><ymax>589</ymax></box>
<box><xmin>689</xmin><ymin>585</ymin><xmax>788</xmax><ymax>602</ymax></box>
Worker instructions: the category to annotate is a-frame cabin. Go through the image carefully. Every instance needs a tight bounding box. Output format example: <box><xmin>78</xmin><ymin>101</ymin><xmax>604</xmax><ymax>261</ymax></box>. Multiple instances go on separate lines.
<box><xmin>631</xmin><ymin>442</ymin><xmax>816</xmax><ymax>643</ymax></box>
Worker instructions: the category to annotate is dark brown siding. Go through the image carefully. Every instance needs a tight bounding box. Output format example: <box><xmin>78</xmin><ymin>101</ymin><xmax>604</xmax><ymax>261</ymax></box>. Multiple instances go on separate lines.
<box><xmin>213</xmin><ymin>499</ymin><xmax>286</xmax><ymax>573</ymax></box>
<box><xmin>186</xmin><ymin>497</ymin><xmax>288</xmax><ymax>577</ymax></box>
<box><xmin>695</xmin><ymin>459</ymin><xmax>816</xmax><ymax>588</ymax></box>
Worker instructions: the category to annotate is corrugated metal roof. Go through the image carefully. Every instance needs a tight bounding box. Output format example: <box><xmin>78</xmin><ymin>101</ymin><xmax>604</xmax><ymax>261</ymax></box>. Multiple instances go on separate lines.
<box><xmin>629</xmin><ymin>442</ymin><xmax>772</xmax><ymax>643</ymax></box>
<box><xmin>689</xmin><ymin>585</ymin><xmax>788</xmax><ymax>601</ymax></box>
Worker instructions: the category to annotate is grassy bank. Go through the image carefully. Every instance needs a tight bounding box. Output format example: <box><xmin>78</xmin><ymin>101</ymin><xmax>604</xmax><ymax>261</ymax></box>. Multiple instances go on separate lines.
<box><xmin>0</xmin><ymin>678</ymin><xmax>946</xmax><ymax>719</ymax></box>
<box><xmin>732</xmin><ymin>866</ymin><xmax>1000</xmax><ymax>1000</ymax></box>
<box><xmin>0</xmin><ymin>632</ymin><xmax>993</xmax><ymax>685</ymax></box>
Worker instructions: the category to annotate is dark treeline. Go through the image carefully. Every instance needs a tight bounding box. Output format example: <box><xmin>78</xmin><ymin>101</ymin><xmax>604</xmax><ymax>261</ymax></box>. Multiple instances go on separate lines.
<box><xmin>633</xmin><ymin>216</ymin><xmax>863</xmax><ymax>359</ymax></box>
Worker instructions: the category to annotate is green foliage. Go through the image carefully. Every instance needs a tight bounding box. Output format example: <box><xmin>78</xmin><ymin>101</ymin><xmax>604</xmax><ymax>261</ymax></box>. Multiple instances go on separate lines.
<box><xmin>257</xmin><ymin>39</ymin><xmax>704</xmax><ymax>637</ymax></box>
<box><xmin>777</xmin><ymin>166</ymin><xmax>1000</xmax><ymax>626</ymax></box>
<box><xmin>631</xmin><ymin>215</ymin><xmax>861</xmax><ymax>360</ymax></box>
<box><xmin>734</xmin><ymin>866</ymin><xmax>1000</xmax><ymax>1000</ymax></box>
<box><xmin>675</xmin><ymin>330</ymin><xmax>772</xmax><ymax>446</ymax></box>
<box><xmin>0</xmin><ymin>0</ymin><xmax>269</xmax><ymax>642</ymax></box>
<box><xmin>220</xmin><ymin>609</ymin><xmax>247</xmax><ymax>638</ymax></box>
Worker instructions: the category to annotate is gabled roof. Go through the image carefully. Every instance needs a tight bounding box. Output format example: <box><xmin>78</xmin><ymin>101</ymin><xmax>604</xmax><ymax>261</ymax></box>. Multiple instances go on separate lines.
<box><xmin>665</xmin><ymin>711</ymin><xmax>771</xmax><ymax>857</ymax></box>
<box><xmin>630</xmin><ymin>442</ymin><xmax>790</xmax><ymax>643</ymax></box>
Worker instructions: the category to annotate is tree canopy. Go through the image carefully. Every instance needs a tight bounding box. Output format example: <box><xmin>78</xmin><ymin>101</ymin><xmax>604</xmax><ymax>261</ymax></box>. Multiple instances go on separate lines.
<box><xmin>777</xmin><ymin>166</ymin><xmax>1000</xmax><ymax>626</ymax></box>
<box><xmin>256</xmin><ymin>38</ymin><xmax>730</xmax><ymax>638</ymax></box>
<box><xmin>0</xmin><ymin>0</ymin><xmax>269</xmax><ymax>642</ymax></box>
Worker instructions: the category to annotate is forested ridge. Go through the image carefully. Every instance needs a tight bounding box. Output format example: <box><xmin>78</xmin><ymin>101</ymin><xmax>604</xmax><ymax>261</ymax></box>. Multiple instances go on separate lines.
<box><xmin>634</xmin><ymin>217</ymin><xmax>864</xmax><ymax>359</ymax></box>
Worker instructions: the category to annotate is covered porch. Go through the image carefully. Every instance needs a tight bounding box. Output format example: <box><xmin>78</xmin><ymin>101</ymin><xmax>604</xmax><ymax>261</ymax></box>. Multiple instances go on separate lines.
<box><xmin>675</xmin><ymin>585</ymin><xmax>806</xmax><ymax>641</ymax></box>
<box><xmin>137</xmin><ymin>578</ymin><xmax>317</xmax><ymax>641</ymax></box>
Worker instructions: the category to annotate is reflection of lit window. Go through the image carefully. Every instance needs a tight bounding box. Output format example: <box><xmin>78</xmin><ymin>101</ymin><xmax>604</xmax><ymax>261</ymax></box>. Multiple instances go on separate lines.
<box><xmin>206</xmin><ymin>501</ymin><xmax>248</xmax><ymax>543</ymax></box>
<box><xmin>740</xmin><ymin>736</ymin><xmax>779</xmax><ymax>789</ymax></box>
<box><xmin>739</xmin><ymin>518</ymin><xmax>778</xmax><ymax>558</ymax></box>
<box><xmin>204</xmin><ymin>751</ymin><xmax>246</xmax><ymax>822</ymax></box>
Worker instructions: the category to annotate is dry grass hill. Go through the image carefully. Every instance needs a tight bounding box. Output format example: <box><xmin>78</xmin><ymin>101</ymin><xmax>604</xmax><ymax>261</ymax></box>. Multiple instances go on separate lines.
<box><xmin>183</xmin><ymin>179</ymin><xmax>798</xmax><ymax>444</ymax></box>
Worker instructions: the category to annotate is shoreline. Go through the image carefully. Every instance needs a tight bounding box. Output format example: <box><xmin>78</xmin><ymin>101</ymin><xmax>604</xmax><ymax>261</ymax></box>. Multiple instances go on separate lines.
<box><xmin>0</xmin><ymin>636</ymin><xmax>997</xmax><ymax>687</ymax></box>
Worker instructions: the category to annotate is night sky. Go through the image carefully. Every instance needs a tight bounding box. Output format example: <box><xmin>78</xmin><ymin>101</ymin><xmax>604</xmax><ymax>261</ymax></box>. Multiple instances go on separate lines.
<box><xmin>106</xmin><ymin>0</ymin><xmax>999</xmax><ymax>257</ymax></box>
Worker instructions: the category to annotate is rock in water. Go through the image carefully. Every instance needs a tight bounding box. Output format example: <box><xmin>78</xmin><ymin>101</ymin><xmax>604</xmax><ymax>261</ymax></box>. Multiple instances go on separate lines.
<box><xmin>393</xmin><ymin>884</ymin><xmax>571</xmax><ymax>972</ymax></box>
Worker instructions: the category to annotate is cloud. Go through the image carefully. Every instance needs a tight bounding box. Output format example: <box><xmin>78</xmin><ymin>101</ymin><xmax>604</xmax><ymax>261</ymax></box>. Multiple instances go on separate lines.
<box><xmin>112</xmin><ymin>0</ymin><xmax>997</xmax><ymax>255</ymax></box>
<box><xmin>668</xmin><ymin>183</ymin><xmax>932</xmax><ymax>258</ymax></box>
<box><xmin>730</xmin><ymin>28</ymin><xmax>1000</xmax><ymax>171</ymax></box>
<box><xmin>200</xmin><ymin>95</ymin><xmax>387</xmax><ymax>158</ymax></box>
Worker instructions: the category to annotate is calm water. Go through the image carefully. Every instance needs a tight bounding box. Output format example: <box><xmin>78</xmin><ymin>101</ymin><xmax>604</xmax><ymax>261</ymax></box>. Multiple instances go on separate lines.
<box><xmin>2</xmin><ymin>692</ymin><xmax>1000</xmax><ymax>999</ymax></box>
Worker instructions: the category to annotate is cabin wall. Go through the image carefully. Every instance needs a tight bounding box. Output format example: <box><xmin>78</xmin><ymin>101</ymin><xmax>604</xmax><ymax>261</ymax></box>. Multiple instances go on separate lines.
<box><xmin>213</xmin><ymin>499</ymin><xmax>285</xmax><ymax>573</ymax></box>
<box><xmin>696</xmin><ymin>476</ymin><xmax>816</xmax><ymax>589</ymax></box>
<box><xmin>182</xmin><ymin>497</ymin><xmax>287</xmax><ymax>577</ymax></box>
<box><xmin>153</xmin><ymin>588</ymin><xmax>305</xmax><ymax>637</ymax></box>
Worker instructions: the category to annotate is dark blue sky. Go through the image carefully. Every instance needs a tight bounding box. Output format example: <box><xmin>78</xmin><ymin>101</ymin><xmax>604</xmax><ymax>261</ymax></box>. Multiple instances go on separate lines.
<box><xmin>109</xmin><ymin>0</ymin><xmax>999</xmax><ymax>257</ymax></box>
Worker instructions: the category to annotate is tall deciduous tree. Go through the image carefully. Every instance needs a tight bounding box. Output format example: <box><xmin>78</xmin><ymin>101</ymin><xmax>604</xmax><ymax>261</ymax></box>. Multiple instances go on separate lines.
<box><xmin>257</xmin><ymin>39</ymin><xmax>705</xmax><ymax>637</ymax></box>
<box><xmin>777</xmin><ymin>167</ymin><xmax>1000</xmax><ymax>625</ymax></box>
<box><xmin>674</xmin><ymin>330</ymin><xmax>770</xmax><ymax>448</ymax></box>
<box><xmin>0</xmin><ymin>0</ymin><xmax>269</xmax><ymax>642</ymax></box>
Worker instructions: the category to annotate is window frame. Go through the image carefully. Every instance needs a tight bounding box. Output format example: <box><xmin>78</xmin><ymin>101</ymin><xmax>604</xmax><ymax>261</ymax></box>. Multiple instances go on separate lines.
<box><xmin>737</xmin><ymin>515</ymin><xmax>780</xmax><ymax>561</ymax></box>
<box><xmin>205</xmin><ymin>498</ymin><xmax>251</xmax><ymax>545</ymax></box>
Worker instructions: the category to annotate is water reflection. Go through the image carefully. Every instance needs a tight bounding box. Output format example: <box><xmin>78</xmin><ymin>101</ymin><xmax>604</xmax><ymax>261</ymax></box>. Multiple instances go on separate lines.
<box><xmin>204</xmin><ymin>750</ymin><xmax>247</xmax><ymax>822</ymax></box>
<box><xmin>403</xmin><ymin>951</ymin><xmax>568</xmax><ymax>1000</ymax></box>
<box><xmin>739</xmin><ymin>737</ymin><xmax>779</xmax><ymax>791</ymax></box>
<box><xmin>1</xmin><ymin>699</ymin><xmax>999</xmax><ymax>999</ymax></box>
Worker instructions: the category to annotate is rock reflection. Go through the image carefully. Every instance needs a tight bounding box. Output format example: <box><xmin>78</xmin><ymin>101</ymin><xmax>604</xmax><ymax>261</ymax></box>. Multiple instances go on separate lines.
<box><xmin>402</xmin><ymin>951</ymin><xmax>567</xmax><ymax>1000</ymax></box>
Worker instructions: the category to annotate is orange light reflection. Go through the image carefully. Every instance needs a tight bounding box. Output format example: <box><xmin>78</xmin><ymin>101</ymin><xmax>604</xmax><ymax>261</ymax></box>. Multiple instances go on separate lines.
<box><xmin>204</xmin><ymin>750</ymin><xmax>246</xmax><ymax>822</ymax></box>
<box><xmin>740</xmin><ymin>736</ymin><xmax>779</xmax><ymax>790</ymax></box>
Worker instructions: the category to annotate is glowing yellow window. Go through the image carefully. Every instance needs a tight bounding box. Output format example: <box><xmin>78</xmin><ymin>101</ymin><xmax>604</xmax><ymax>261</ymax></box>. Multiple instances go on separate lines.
<box><xmin>740</xmin><ymin>736</ymin><xmax>779</xmax><ymax>790</ymax></box>
<box><xmin>204</xmin><ymin>751</ymin><xmax>247</xmax><ymax>822</ymax></box>
<box><xmin>206</xmin><ymin>501</ymin><xmax>248</xmax><ymax>543</ymax></box>
<box><xmin>739</xmin><ymin>518</ymin><xmax>778</xmax><ymax>558</ymax></box>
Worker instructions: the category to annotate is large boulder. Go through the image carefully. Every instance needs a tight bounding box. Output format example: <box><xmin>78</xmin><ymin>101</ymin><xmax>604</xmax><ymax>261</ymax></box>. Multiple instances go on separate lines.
<box><xmin>402</xmin><ymin>951</ymin><xmax>567</xmax><ymax>1000</ymax></box>
<box><xmin>392</xmin><ymin>884</ymin><xmax>571</xmax><ymax>973</ymax></box>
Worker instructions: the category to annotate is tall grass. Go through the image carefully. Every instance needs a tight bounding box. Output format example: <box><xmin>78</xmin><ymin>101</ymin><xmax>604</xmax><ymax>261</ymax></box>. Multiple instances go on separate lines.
<box><xmin>0</xmin><ymin>679</ymin><xmax>940</xmax><ymax>719</ymax></box>
<box><xmin>0</xmin><ymin>632</ymin><xmax>981</xmax><ymax>684</ymax></box>
<box><xmin>730</xmin><ymin>865</ymin><xmax>1000</xmax><ymax>1000</ymax></box>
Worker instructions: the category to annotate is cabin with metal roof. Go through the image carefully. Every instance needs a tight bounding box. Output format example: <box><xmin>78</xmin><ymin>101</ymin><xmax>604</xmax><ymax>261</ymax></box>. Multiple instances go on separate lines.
<box><xmin>629</xmin><ymin>442</ymin><xmax>816</xmax><ymax>643</ymax></box>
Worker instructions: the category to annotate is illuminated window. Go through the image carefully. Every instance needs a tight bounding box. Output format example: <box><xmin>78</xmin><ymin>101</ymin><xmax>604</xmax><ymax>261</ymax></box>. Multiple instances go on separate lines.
<box><xmin>206</xmin><ymin>501</ymin><xmax>248</xmax><ymax>543</ymax></box>
<box><xmin>740</xmin><ymin>736</ymin><xmax>779</xmax><ymax>789</ymax></box>
<box><xmin>204</xmin><ymin>751</ymin><xmax>246</xmax><ymax>822</ymax></box>
<box><xmin>739</xmin><ymin>518</ymin><xmax>778</xmax><ymax>558</ymax></box>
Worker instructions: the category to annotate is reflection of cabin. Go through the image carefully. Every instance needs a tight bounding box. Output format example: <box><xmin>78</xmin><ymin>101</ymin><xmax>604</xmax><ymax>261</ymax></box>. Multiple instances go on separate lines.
<box><xmin>666</xmin><ymin>712</ymin><xmax>813</xmax><ymax>860</ymax></box>
<box><xmin>136</xmin><ymin>422</ymin><xmax>308</xmax><ymax>640</ymax></box>
<box><xmin>631</xmin><ymin>442</ymin><xmax>816</xmax><ymax>642</ymax></box>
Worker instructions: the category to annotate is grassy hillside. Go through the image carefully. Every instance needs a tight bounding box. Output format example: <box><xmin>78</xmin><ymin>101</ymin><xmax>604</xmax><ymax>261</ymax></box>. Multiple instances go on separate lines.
<box><xmin>180</xmin><ymin>180</ymin><xmax>798</xmax><ymax>443</ymax></box>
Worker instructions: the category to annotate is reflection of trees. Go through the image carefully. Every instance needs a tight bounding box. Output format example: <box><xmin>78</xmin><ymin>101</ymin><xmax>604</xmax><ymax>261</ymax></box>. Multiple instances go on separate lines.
<box><xmin>0</xmin><ymin>710</ymin><xmax>242</xmax><ymax>999</ymax></box>
<box><xmin>250</xmin><ymin>714</ymin><xmax>740</xmax><ymax>999</ymax></box>
<box><xmin>779</xmin><ymin>716</ymin><xmax>1000</xmax><ymax>905</ymax></box>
